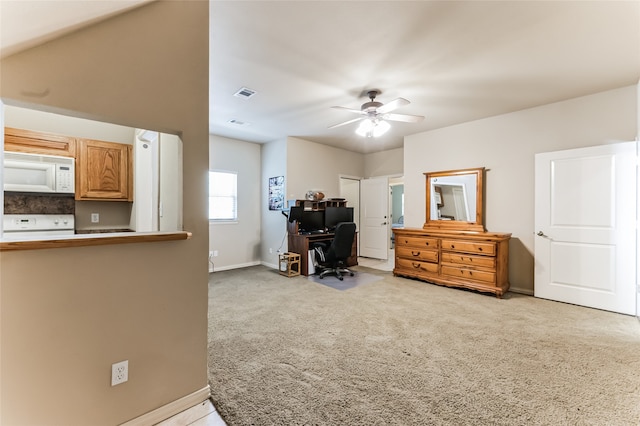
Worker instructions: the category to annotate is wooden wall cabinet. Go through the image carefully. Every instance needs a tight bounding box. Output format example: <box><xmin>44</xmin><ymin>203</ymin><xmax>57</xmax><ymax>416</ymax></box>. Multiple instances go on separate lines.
<box><xmin>4</xmin><ymin>127</ymin><xmax>76</xmax><ymax>157</ymax></box>
<box><xmin>76</xmin><ymin>139</ymin><xmax>132</xmax><ymax>201</ymax></box>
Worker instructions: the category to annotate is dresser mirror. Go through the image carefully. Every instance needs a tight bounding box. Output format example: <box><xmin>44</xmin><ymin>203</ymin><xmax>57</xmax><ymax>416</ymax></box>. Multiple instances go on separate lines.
<box><xmin>424</xmin><ymin>167</ymin><xmax>485</xmax><ymax>232</ymax></box>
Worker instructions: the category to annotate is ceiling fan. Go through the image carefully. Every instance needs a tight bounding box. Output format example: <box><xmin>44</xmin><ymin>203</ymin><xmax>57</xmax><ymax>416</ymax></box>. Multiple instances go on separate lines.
<box><xmin>329</xmin><ymin>90</ymin><xmax>424</xmax><ymax>137</ymax></box>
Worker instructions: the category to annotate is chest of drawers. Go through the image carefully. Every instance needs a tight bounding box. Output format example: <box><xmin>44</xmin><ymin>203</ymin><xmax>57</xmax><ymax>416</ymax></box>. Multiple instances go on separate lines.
<box><xmin>393</xmin><ymin>228</ymin><xmax>511</xmax><ymax>297</ymax></box>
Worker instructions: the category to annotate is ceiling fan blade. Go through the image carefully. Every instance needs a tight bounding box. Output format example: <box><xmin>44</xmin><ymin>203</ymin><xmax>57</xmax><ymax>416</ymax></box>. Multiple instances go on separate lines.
<box><xmin>331</xmin><ymin>106</ymin><xmax>365</xmax><ymax>115</ymax></box>
<box><xmin>383</xmin><ymin>113</ymin><xmax>425</xmax><ymax>123</ymax></box>
<box><xmin>328</xmin><ymin>117</ymin><xmax>364</xmax><ymax>129</ymax></box>
<box><xmin>377</xmin><ymin>97</ymin><xmax>410</xmax><ymax>114</ymax></box>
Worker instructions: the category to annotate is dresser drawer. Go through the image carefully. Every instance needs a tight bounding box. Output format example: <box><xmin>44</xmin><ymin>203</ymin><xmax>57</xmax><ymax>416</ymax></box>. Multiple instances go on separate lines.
<box><xmin>396</xmin><ymin>236</ymin><xmax>439</xmax><ymax>249</ymax></box>
<box><xmin>441</xmin><ymin>252</ymin><xmax>496</xmax><ymax>268</ymax></box>
<box><xmin>396</xmin><ymin>258</ymin><xmax>439</xmax><ymax>274</ymax></box>
<box><xmin>441</xmin><ymin>239</ymin><xmax>495</xmax><ymax>255</ymax></box>
<box><xmin>396</xmin><ymin>247</ymin><xmax>438</xmax><ymax>263</ymax></box>
<box><xmin>441</xmin><ymin>265</ymin><xmax>496</xmax><ymax>284</ymax></box>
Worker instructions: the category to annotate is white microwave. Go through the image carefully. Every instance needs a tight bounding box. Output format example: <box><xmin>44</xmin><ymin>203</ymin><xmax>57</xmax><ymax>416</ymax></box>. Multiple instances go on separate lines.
<box><xmin>3</xmin><ymin>151</ymin><xmax>75</xmax><ymax>194</ymax></box>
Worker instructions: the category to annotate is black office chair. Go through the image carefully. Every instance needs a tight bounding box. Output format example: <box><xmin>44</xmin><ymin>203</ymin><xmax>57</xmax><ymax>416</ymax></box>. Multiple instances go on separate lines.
<box><xmin>315</xmin><ymin>222</ymin><xmax>356</xmax><ymax>280</ymax></box>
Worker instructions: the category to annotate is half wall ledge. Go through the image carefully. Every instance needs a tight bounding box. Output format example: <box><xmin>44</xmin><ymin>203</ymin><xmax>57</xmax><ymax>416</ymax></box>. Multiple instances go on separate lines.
<box><xmin>0</xmin><ymin>231</ymin><xmax>192</xmax><ymax>251</ymax></box>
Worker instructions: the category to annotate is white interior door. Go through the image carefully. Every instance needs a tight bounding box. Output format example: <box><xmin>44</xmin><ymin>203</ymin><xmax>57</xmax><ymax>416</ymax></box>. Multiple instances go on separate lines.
<box><xmin>451</xmin><ymin>186</ymin><xmax>469</xmax><ymax>221</ymax></box>
<box><xmin>360</xmin><ymin>176</ymin><xmax>389</xmax><ymax>259</ymax></box>
<box><xmin>340</xmin><ymin>177</ymin><xmax>361</xmax><ymax>255</ymax></box>
<box><xmin>534</xmin><ymin>142</ymin><xmax>637</xmax><ymax>315</ymax></box>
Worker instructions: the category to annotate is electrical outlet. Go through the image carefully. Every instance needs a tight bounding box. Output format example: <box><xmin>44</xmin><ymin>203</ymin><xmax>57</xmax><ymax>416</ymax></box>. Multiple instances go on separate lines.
<box><xmin>269</xmin><ymin>248</ymin><xmax>273</xmax><ymax>254</ymax></box>
<box><xmin>91</xmin><ymin>213</ymin><xmax>100</xmax><ymax>223</ymax></box>
<box><xmin>111</xmin><ymin>360</ymin><xmax>128</xmax><ymax>386</ymax></box>
<box><xmin>209</xmin><ymin>251</ymin><xmax>214</xmax><ymax>259</ymax></box>
<box><xmin>213</xmin><ymin>250</ymin><xmax>219</xmax><ymax>257</ymax></box>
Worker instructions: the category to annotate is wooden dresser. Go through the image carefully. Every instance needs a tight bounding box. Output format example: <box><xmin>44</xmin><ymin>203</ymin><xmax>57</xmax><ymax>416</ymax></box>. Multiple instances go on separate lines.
<box><xmin>393</xmin><ymin>228</ymin><xmax>511</xmax><ymax>297</ymax></box>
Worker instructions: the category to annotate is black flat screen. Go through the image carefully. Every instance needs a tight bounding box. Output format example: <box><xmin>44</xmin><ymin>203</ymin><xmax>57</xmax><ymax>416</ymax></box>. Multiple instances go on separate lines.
<box><xmin>324</xmin><ymin>207</ymin><xmax>354</xmax><ymax>231</ymax></box>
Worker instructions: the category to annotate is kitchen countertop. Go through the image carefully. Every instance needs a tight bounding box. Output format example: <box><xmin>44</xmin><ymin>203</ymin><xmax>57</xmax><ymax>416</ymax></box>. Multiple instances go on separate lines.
<box><xmin>0</xmin><ymin>231</ymin><xmax>192</xmax><ymax>251</ymax></box>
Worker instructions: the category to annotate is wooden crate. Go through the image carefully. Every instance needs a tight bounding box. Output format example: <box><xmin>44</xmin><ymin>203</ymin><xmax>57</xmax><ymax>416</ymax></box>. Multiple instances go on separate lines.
<box><xmin>278</xmin><ymin>252</ymin><xmax>301</xmax><ymax>277</ymax></box>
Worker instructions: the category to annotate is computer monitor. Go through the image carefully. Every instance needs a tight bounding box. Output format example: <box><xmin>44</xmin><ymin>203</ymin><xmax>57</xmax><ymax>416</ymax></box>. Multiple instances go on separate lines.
<box><xmin>324</xmin><ymin>207</ymin><xmax>354</xmax><ymax>231</ymax></box>
<box><xmin>299</xmin><ymin>210</ymin><xmax>324</xmax><ymax>232</ymax></box>
<box><xmin>288</xmin><ymin>206</ymin><xmax>304</xmax><ymax>223</ymax></box>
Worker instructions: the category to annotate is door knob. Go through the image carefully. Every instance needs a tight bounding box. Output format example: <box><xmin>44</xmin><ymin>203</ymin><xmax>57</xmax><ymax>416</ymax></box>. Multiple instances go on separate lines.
<box><xmin>537</xmin><ymin>231</ymin><xmax>546</xmax><ymax>237</ymax></box>
<box><xmin>382</xmin><ymin>222</ymin><xmax>387</xmax><ymax>225</ymax></box>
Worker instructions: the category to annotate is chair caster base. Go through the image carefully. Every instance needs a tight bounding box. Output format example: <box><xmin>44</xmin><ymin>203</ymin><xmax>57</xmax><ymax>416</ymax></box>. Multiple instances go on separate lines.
<box><xmin>317</xmin><ymin>266</ymin><xmax>355</xmax><ymax>281</ymax></box>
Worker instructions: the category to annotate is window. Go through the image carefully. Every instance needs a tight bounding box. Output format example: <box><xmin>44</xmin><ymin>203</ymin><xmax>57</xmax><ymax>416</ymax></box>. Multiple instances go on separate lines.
<box><xmin>209</xmin><ymin>170</ymin><xmax>237</xmax><ymax>221</ymax></box>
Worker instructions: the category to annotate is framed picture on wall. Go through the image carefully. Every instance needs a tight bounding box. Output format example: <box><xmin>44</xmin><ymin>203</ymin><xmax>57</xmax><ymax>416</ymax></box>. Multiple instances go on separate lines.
<box><xmin>268</xmin><ymin>176</ymin><xmax>285</xmax><ymax>210</ymax></box>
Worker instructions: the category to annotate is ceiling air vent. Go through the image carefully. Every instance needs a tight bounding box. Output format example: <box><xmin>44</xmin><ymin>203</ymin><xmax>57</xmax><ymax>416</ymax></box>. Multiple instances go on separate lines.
<box><xmin>233</xmin><ymin>87</ymin><xmax>256</xmax><ymax>99</ymax></box>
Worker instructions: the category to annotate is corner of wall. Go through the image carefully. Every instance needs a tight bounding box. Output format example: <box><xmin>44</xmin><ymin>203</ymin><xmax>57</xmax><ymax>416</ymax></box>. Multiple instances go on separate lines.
<box><xmin>261</xmin><ymin>139</ymin><xmax>288</xmax><ymax>267</ymax></box>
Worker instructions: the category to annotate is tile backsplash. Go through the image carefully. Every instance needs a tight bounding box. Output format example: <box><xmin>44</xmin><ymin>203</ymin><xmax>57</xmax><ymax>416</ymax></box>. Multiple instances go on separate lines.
<box><xmin>4</xmin><ymin>192</ymin><xmax>75</xmax><ymax>214</ymax></box>
<box><xmin>4</xmin><ymin>194</ymin><xmax>133</xmax><ymax>232</ymax></box>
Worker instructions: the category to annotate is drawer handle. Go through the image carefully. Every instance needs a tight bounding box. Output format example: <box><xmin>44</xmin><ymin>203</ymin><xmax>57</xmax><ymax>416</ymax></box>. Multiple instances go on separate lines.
<box><xmin>411</xmin><ymin>251</ymin><xmax>420</xmax><ymax>256</ymax></box>
<box><xmin>425</xmin><ymin>242</ymin><xmax>430</xmax><ymax>246</ymax></box>
<box><xmin>478</xmin><ymin>247</ymin><xmax>483</xmax><ymax>251</ymax></box>
<box><xmin>412</xmin><ymin>262</ymin><xmax>421</xmax><ymax>269</ymax></box>
<box><xmin>450</xmin><ymin>244</ymin><xmax>455</xmax><ymax>249</ymax></box>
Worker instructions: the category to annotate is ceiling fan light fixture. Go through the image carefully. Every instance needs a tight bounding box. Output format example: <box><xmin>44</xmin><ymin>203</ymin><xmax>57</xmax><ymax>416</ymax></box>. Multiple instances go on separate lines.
<box><xmin>355</xmin><ymin>119</ymin><xmax>373</xmax><ymax>136</ymax></box>
<box><xmin>373</xmin><ymin>120</ymin><xmax>390</xmax><ymax>137</ymax></box>
<box><xmin>355</xmin><ymin>118</ymin><xmax>390</xmax><ymax>138</ymax></box>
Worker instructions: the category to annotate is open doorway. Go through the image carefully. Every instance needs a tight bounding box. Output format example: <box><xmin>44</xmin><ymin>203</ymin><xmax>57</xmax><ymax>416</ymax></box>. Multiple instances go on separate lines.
<box><xmin>390</xmin><ymin>179</ymin><xmax>404</xmax><ymax>249</ymax></box>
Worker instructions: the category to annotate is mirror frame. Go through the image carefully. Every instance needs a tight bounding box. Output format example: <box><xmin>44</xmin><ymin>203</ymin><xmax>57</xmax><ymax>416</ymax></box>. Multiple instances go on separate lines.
<box><xmin>424</xmin><ymin>167</ymin><xmax>485</xmax><ymax>232</ymax></box>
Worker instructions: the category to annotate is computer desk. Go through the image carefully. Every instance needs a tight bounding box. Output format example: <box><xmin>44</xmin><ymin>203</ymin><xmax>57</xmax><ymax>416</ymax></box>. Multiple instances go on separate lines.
<box><xmin>287</xmin><ymin>230</ymin><xmax>358</xmax><ymax>276</ymax></box>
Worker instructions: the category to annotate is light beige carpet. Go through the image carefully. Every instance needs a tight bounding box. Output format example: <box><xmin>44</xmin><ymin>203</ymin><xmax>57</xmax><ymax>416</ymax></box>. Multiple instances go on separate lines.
<box><xmin>208</xmin><ymin>265</ymin><xmax>640</xmax><ymax>425</ymax></box>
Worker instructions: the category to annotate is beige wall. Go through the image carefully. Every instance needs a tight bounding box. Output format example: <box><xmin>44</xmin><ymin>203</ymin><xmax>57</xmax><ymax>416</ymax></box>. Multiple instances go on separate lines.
<box><xmin>287</xmin><ymin>137</ymin><xmax>365</xmax><ymax>201</ymax></box>
<box><xmin>404</xmin><ymin>85</ymin><xmax>638</xmax><ymax>294</ymax></box>
<box><xmin>0</xmin><ymin>1</ymin><xmax>209</xmax><ymax>424</ymax></box>
<box><xmin>637</xmin><ymin>80</ymin><xmax>640</xmax><ymax>318</ymax></box>
<box><xmin>209</xmin><ymin>135</ymin><xmax>262</xmax><ymax>270</ymax></box>
<box><xmin>364</xmin><ymin>147</ymin><xmax>403</xmax><ymax>178</ymax></box>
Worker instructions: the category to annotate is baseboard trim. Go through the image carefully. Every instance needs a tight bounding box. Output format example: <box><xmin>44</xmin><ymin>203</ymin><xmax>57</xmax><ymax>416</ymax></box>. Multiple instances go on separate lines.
<box><xmin>120</xmin><ymin>385</ymin><xmax>211</xmax><ymax>426</ymax></box>
<box><xmin>508</xmin><ymin>286</ymin><xmax>534</xmax><ymax>296</ymax></box>
<box><xmin>213</xmin><ymin>261</ymin><xmax>261</xmax><ymax>272</ymax></box>
<box><xmin>261</xmin><ymin>260</ymin><xmax>278</xmax><ymax>270</ymax></box>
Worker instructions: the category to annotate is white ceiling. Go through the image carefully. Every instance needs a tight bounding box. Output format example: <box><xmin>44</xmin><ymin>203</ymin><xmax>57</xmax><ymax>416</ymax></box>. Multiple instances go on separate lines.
<box><xmin>2</xmin><ymin>1</ymin><xmax>639</xmax><ymax>154</ymax></box>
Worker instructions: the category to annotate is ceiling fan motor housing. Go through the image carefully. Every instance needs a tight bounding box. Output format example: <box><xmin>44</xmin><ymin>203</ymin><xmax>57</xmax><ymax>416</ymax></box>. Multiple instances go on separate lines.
<box><xmin>361</xmin><ymin>101</ymin><xmax>383</xmax><ymax>112</ymax></box>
